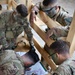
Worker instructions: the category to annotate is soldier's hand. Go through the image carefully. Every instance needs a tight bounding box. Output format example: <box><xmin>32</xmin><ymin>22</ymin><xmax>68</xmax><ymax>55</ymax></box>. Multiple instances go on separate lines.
<box><xmin>17</xmin><ymin>40</ymin><xmax>26</xmax><ymax>47</ymax></box>
<box><xmin>30</xmin><ymin>10</ymin><xmax>36</xmax><ymax>26</ymax></box>
<box><xmin>46</xmin><ymin>28</ymin><xmax>57</xmax><ymax>39</ymax></box>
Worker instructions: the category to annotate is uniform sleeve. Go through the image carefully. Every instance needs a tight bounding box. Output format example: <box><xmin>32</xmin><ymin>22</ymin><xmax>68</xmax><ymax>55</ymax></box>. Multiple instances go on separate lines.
<box><xmin>50</xmin><ymin>26</ymin><xmax>69</xmax><ymax>40</ymax></box>
<box><xmin>0</xmin><ymin>11</ymin><xmax>11</xmax><ymax>27</ymax></box>
<box><xmin>52</xmin><ymin>65</ymin><xmax>70</xmax><ymax>75</ymax></box>
<box><xmin>56</xmin><ymin>26</ymin><xmax>69</xmax><ymax>37</ymax></box>
<box><xmin>23</xmin><ymin>19</ymin><xmax>33</xmax><ymax>44</ymax></box>
<box><xmin>0</xmin><ymin>12</ymin><xmax>5</xmax><ymax>27</ymax></box>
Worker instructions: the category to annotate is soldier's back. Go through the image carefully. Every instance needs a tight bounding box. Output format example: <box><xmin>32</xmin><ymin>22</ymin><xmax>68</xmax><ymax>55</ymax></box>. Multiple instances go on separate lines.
<box><xmin>0</xmin><ymin>50</ymin><xmax>24</xmax><ymax>75</ymax></box>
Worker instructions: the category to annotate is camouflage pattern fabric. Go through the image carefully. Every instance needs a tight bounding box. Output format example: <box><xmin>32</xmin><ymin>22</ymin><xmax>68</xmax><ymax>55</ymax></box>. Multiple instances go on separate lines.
<box><xmin>0</xmin><ymin>10</ymin><xmax>33</xmax><ymax>49</ymax></box>
<box><xmin>34</xmin><ymin>2</ymin><xmax>72</xmax><ymax>40</ymax></box>
<box><xmin>38</xmin><ymin>2</ymin><xmax>72</xmax><ymax>26</ymax></box>
<box><xmin>0</xmin><ymin>50</ymin><xmax>24</xmax><ymax>75</ymax></box>
<box><xmin>48</xmin><ymin>26</ymin><xmax>69</xmax><ymax>40</ymax></box>
<box><xmin>52</xmin><ymin>57</ymin><xmax>75</xmax><ymax>75</ymax></box>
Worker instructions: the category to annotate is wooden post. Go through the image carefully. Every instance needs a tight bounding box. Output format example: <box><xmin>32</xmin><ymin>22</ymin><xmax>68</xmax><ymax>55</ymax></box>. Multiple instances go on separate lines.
<box><xmin>66</xmin><ymin>12</ymin><xmax>75</xmax><ymax>56</ymax></box>
<box><xmin>32</xmin><ymin>16</ymin><xmax>54</xmax><ymax>46</ymax></box>
<box><xmin>70</xmin><ymin>34</ymin><xmax>75</xmax><ymax>56</ymax></box>
<box><xmin>66</xmin><ymin>12</ymin><xmax>75</xmax><ymax>44</ymax></box>
<box><xmin>33</xmin><ymin>37</ymin><xmax>57</xmax><ymax>70</ymax></box>
<box><xmin>7</xmin><ymin>0</ymin><xmax>12</xmax><ymax>10</ymax></box>
<box><xmin>11</xmin><ymin>0</ymin><xmax>17</xmax><ymax>8</ymax></box>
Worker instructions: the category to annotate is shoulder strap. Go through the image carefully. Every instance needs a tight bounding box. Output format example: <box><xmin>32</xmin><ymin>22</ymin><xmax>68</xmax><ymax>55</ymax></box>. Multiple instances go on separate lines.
<box><xmin>68</xmin><ymin>65</ymin><xmax>74</xmax><ymax>75</ymax></box>
<box><xmin>68</xmin><ymin>60</ymin><xmax>75</xmax><ymax>75</ymax></box>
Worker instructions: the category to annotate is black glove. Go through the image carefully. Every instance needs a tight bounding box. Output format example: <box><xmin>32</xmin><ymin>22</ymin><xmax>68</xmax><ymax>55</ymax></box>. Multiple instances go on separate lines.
<box><xmin>28</xmin><ymin>47</ymin><xmax>39</xmax><ymax>63</ymax></box>
<box><xmin>30</xmin><ymin>45</ymin><xmax>36</xmax><ymax>51</ymax></box>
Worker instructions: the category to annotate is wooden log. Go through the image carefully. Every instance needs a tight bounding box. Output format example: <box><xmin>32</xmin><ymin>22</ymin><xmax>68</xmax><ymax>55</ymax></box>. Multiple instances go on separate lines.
<box><xmin>70</xmin><ymin>34</ymin><xmax>75</xmax><ymax>56</ymax></box>
<box><xmin>66</xmin><ymin>12</ymin><xmax>75</xmax><ymax>44</ymax></box>
<box><xmin>30</xmin><ymin>4</ymin><xmax>61</xmax><ymax>28</ymax></box>
<box><xmin>66</xmin><ymin>12</ymin><xmax>75</xmax><ymax>56</ymax></box>
<box><xmin>32</xmin><ymin>16</ymin><xmax>54</xmax><ymax>46</ymax></box>
<box><xmin>33</xmin><ymin>37</ymin><xmax>57</xmax><ymax>70</ymax></box>
<box><xmin>7</xmin><ymin>0</ymin><xmax>12</xmax><ymax>10</ymax></box>
<box><xmin>39</xmin><ymin>11</ymin><xmax>61</xmax><ymax>28</ymax></box>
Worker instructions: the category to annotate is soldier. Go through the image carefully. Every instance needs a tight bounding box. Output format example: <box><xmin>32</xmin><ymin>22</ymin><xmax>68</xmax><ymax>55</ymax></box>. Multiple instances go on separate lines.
<box><xmin>46</xmin><ymin>40</ymin><xmax>75</xmax><ymax>75</ymax></box>
<box><xmin>46</xmin><ymin>26</ymin><xmax>69</xmax><ymax>40</ymax></box>
<box><xmin>30</xmin><ymin>0</ymin><xmax>72</xmax><ymax>40</ymax></box>
<box><xmin>14</xmin><ymin>0</ymin><xmax>20</xmax><ymax>4</ymax></box>
<box><xmin>0</xmin><ymin>4</ymin><xmax>34</xmax><ymax>50</ymax></box>
<box><xmin>0</xmin><ymin>50</ymin><xmax>25</xmax><ymax>75</ymax></box>
<box><xmin>30</xmin><ymin>0</ymin><xmax>72</xmax><ymax>26</ymax></box>
<box><xmin>45</xmin><ymin>40</ymin><xmax>75</xmax><ymax>75</ymax></box>
<box><xmin>0</xmin><ymin>46</ymin><xmax>39</xmax><ymax>75</ymax></box>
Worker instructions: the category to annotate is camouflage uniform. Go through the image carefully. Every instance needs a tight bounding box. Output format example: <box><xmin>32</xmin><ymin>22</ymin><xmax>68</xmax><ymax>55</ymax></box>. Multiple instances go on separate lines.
<box><xmin>34</xmin><ymin>2</ymin><xmax>72</xmax><ymax>40</ymax></box>
<box><xmin>0</xmin><ymin>50</ymin><xmax>24</xmax><ymax>75</ymax></box>
<box><xmin>47</xmin><ymin>26</ymin><xmax>69</xmax><ymax>40</ymax></box>
<box><xmin>35</xmin><ymin>2</ymin><xmax>72</xmax><ymax>26</ymax></box>
<box><xmin>52</xmin><ymin>57</ymin><xmax>75</xmax><ymax>75</ymax></box>
<box><xmin>0</xmin><ymin>10</ymin><xmax>33</xmax><ymax>49</ymax></box>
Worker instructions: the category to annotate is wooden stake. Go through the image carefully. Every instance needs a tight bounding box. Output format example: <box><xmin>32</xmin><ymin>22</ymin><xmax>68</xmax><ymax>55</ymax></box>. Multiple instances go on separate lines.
<box><xmin>69</xmin><ymin>34</ymin><xmax>75</xmax><ymax>56</ymax></box>
<box><xmin>66</xmin><ymin>12</ymin><xmax>75</xmax><ymax>44</ymax></box>
<box><xmin>39</xmin><ymin>11</ymin><xmax>61</xmax><ymax>28</ymax></box>
<box><xmin>7</xmin><ymin>0</ymin><xmax>12</xmax><ymax>10</ymax></box>
<box><xmin>32</xmin><ymin>16</ymin><xmax>54</xmax><ymax>46</ymax></box>
<box><xmin>33</xmin><ymin>37</ymin><xmax>57</xmax><ymax>70</ymax></box>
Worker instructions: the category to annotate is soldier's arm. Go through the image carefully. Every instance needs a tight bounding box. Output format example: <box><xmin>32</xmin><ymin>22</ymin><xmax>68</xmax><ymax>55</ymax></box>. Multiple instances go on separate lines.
<box><xmin>52</xmin><ymin>65</ymin><xmax>70</xmax><ymax>75</ymax></box>
<box><xmin>46</xmin><ymin>26</ymin><xmax>69</xmax><ymax>40</ymax></box>
<box><xmin>52</xmin><ymin>68</ymin><xmax>65</xmax><ymax>75</ymax></box>
<box><xmin>23</xmin><ymin>19</ymin><xmax>33</xmax><ymax>46</ymax></box>
<box><xmin>30</xmin><ymin>2</ymin><xmax>41</xmax><ymax>25</ymax></box>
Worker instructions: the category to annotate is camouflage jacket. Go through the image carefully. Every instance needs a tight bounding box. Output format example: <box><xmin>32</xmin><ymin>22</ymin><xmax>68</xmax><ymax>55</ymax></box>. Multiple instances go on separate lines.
<box><xmin>49</xmin><ymin>26</ymin><xmax>69</xmax><ymax>40</ymax></box>
<box><xmin>0</xmin><ymin>50</ymin><xmax>24</xmax><ymax>75</ymax></box>
<box><xmin>52</xmin><ymin>57</ymin><xmax>75</xmax><ymax>75</ymax></box>
<box><xmin>35</xmin><ymin>2</ymin><xmax>72</xmax><ymax>26</ymax></box>
<box><xmin>0</xmin><ymin>10</ymin><xmax>33</xmax><ymax>49</ymax></box>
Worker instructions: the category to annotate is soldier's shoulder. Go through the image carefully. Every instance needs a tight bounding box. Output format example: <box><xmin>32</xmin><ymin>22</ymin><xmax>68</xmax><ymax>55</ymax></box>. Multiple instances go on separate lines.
<box><xmin>0</xmin><ymin>10</ymin><xmax>12</xmax><ymax>16</ymax></box>
<box><xmin>52</xmin><ymin>67</ymin><xmax>65</xmax><ymax>75</ymax></box>
<box><xmin>23</xmin><ymin>17</ymin><xmax>29</xmax><ymax>22</ymax></box>
<box><xmin>53</xmin><ymin>61</ymin><xmax>71</xmax><ymax>74</ymax></box>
